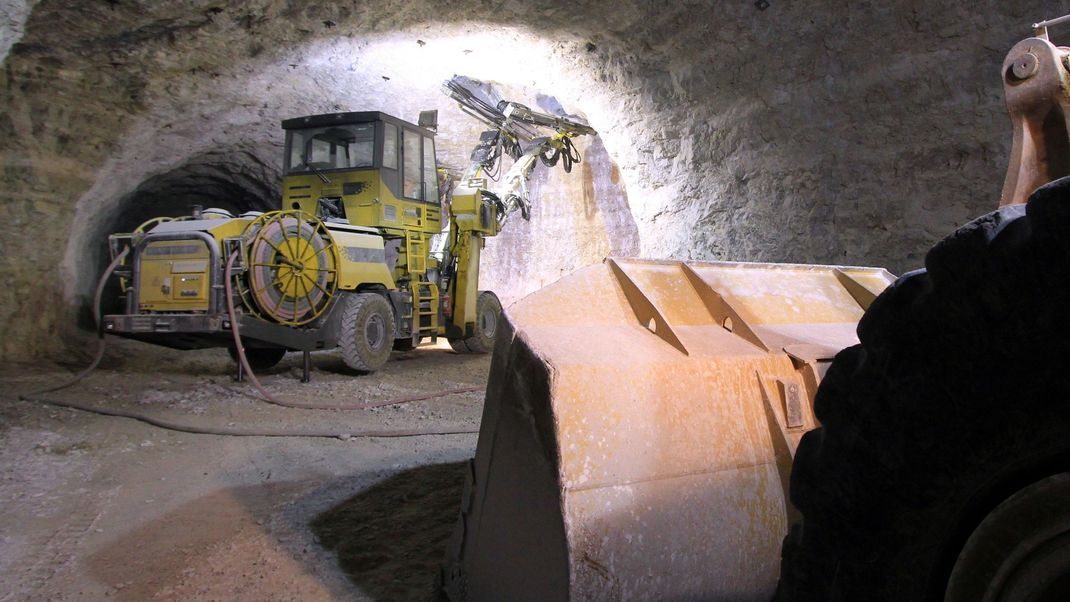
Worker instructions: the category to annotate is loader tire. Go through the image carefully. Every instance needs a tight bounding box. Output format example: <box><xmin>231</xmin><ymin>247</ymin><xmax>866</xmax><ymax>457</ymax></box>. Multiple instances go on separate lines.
<box><xmin>339</xmin><ymin>292</ymin><xmax>395</xmax><ymax>373</ymax></box>
<box><xmin>227</xmin><ymin>345</ymin><xmax>286</xmax><ymax>371</ymax></box>
<box><xmin>448</xmin><ymin>291</ymin><xmax>501</xmax><ymax>354</ymax></box>
<box><xmin>777</xmin><ymin>177</ymin><xmax>1070</xmax><ymax>601</ymax></box>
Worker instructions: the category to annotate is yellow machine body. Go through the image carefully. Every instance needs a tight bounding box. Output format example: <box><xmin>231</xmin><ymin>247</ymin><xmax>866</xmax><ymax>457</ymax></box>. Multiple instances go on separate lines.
<box><xmin>283</xmin><ymin>172</ymin><xmax>442</xmax><ymax>237</ymax></box>
<box><xmin>327</xmin><ymin>227</ymin><xmax>395</xmax><ymax>291</ymax></box>
<box><xmin>135</xmin><ymin>218</ymin><xmax>247</xmax><ymax>312</ymax></box>
<box><xmin>137</xmin><ymin>239</ymin><xmax>212</xmax><ymax>311</ymax></box>
<box><xmin>443</xmin><ymin>258</ymin><xmax>894</xmax><ymax>600</ymax></box>
<box><xmin>446</xmin><ymin>181</ymin><xmax>501</xmax><ymax>331</ymax></box>
<box><xmin>279</xmin><ymin>111</ymin><xmax>503</xmax><ymax>344</ymax></box>
<box><xmin>282</xmin><ymin>167</ymin><xmax>443</xmax><ymax>295</ymax></box>
<box><xmin>128</xmin><ymin>215</ymin><xmax>393</xmax><ymax>315</ymax></box>
<box><xmin>107</xmin><ymin>93</ymin><xmax>594</xmax><ymax>364</ymax></box>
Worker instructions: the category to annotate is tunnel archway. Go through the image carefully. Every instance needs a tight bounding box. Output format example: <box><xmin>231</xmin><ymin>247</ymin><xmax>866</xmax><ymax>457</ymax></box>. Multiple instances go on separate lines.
<box><xmin>105</xmin><ymin>150</ymin><xmax>279</xmax><ymax>235</ymax></box>
<box><xmin>84</xmin><ymin>148</ymin><xmax>281</xmax><ymax>325</ymax></box>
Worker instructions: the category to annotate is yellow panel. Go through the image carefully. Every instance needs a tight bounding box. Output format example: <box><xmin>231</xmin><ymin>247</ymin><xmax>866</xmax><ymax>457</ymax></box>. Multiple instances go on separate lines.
<box><xmin>281</xmin><ymin>171</ymin><xmax>441</xmax><ymax>235</ymax></box>
<box><xmin>138</xmin><ymin>240</ymin><xmax>210</xmax><ymax>311</ymax></box>
<box><xmin>452</xmin><ymin>192</ymin><xmax>479</xmax><ymax>214</ymax></box>
<box><xmin>201</xmin><ymin>218</ymin><xmax>250</xmax><ymax>240</ymax></box>
<box><xmin>331</xmin><ymin>230</ymin><xmax>394</xmax><ymax>290</ymax></box>
<box><xmin>171</xmin><ymin>260</ymin><xmax>207</xmax><ymax>273</ymax></box>
<box><xmin>171</xmin><ymin>273</ymin><xmax>208</xmax><ymax>301</ymax></box>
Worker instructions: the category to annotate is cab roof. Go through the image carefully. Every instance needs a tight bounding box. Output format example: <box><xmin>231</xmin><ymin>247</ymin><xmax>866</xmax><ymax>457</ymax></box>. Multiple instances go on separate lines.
<box><xmin>281</xmin><ymin>111</ymin><xmax>436</xmax><ymax>137</ymax></box>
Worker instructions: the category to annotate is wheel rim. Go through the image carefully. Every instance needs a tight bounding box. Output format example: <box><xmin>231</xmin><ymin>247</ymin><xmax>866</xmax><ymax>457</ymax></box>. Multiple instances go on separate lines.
<box><xmin>946</xmin><ymin>473</ymin><xmax>1070</xmax><ymax>602</ymax></box>
<box><xmin>994</xmin><ymin>532</ymin><xmax>1070</xmax><ymax>602</ymax></box>
<box><xmin>479</xmin><ymin>305</ymin><xmax>498</xmax><ymax>338</ymax></box>
<box><xmin>365</xmin><ymin>314</ymin><xmax>386</xmax><ymax>351</ymax></box>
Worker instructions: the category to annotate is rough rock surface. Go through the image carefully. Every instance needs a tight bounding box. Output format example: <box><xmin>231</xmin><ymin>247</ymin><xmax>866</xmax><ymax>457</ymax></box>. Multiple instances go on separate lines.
<box><xmin>0</xmin><ymin>0</ymin><xmax>1054</xmax><ymax>359</ymax></box>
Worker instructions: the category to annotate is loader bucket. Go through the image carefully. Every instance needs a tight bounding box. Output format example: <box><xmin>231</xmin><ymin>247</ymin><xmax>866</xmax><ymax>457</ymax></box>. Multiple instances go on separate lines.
<box><xmin>442</xmin><ymin>258</ymin><xmax>894</xmax><ymax>601</ymax></box>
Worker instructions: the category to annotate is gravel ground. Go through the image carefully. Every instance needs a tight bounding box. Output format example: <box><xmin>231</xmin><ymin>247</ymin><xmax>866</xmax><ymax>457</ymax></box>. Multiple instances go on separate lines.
<box><xmin>0</xmin><ymin>337</ymin><xmax>490</xmax><ymax>600</ymax></box>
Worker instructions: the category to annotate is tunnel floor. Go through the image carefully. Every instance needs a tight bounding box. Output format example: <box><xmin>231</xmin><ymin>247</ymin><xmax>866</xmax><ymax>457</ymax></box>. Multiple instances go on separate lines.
<box><xmin>0</xmin><ymin>339</ymin><xmax>487</xmax><ymax>600</ymax></box>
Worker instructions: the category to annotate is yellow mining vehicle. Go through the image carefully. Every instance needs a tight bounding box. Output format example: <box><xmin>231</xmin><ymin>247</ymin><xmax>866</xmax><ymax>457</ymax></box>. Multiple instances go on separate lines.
<box><xmin>102</xmin><ymin>81</ymin><xmax>594</xmax><ymax>376</ymax></box>
<box><xmin>442</xmin><ymin>18</ymin><xmax>1070</xmax><ymax>602</ymax></box>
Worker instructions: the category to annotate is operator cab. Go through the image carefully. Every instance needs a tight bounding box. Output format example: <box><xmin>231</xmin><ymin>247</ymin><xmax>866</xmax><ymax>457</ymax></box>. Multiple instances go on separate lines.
<box><xmin>281</xmin><ymin>112</ymin><xmax>441</xmax><ymax>234</ymax></box>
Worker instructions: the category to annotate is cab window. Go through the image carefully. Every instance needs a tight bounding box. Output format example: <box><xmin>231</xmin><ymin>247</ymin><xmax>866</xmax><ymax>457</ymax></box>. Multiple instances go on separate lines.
<box><xmin>423</xmin><ymin>136</ymin><xmax>438</xmax><ymax>202</ymax></box>
<box><xmin>402</xmin><ymin>129</ymin><xmax>422</xmax><ymax>199</ymax></box>
<box><xmin>383</xmin><ymin>123</ymin><xmax>398</xmax><ymax>170</ymax></box>
<box><xmin>286</xmin><ymin>123</ymin><xmax>375</xmax><ymax>172</ymax></box>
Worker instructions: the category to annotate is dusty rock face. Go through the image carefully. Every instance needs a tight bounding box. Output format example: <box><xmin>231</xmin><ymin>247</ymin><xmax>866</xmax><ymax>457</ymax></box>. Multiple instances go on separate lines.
<box><xmin>0</xmin><ymin>0</ymin><xmax>1054</xmax><ymax>359</ymax></box>
<box><xmin>482</xmin><ymin>134</ymin><xmax>640</xmax><ymax>303</ymax></box>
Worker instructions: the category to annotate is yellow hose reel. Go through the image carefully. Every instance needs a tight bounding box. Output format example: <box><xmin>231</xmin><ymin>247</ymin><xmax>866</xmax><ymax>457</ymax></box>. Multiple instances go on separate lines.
<box><xmin>240</xmin><ymin>210</ymin><xmax>339</xmax><ymax>326</ymax></box>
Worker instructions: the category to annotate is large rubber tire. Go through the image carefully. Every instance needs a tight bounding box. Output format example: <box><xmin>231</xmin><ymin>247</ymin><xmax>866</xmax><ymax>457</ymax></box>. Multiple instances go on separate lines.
<box><xmin>227</xmin><ymin>345</ymin><xmax>286</xmax><ymax>371</ymax></box>
<box><xmin>448</xmin><ymin>291</ymin><xmax>502</xmax><ymax>354</ymax></box>
<box><xmin>339</xmin><ymin>292</ymin><xmax>395</xmax><ymax>373</ymax></box>
<box><xmin>777</xmin><ymin>177</ymin><xmax>1070</xmax><ymax>601</ymax></box>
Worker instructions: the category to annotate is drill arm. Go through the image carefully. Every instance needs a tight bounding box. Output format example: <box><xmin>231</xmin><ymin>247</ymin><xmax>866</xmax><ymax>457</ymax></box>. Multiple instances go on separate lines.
<box><xmin>444</xmin><ymin>78</ymin><xmax>596</xmax><ymax>223</ymax></box>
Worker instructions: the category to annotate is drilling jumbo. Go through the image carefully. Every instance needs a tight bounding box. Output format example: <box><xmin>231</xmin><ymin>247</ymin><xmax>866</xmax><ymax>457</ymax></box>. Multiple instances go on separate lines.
<box><xmin>101</xmin><ymin>81</ymin><xmax>595</xmax><ymax>376</ymax></box>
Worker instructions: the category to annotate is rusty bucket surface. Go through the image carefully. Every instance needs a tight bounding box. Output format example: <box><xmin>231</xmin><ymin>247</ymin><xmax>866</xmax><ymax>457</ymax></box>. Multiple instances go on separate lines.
<box><xmin>443</xmin><ymin>258</ymin><xmax>894</xmax><ymax>601</ymax></box>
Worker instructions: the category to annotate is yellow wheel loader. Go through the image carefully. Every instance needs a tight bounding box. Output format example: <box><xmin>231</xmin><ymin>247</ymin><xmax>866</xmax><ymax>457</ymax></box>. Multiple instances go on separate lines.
<box><xmin>442</xmin><ymin>18</ymin><xmax>1070</xmax><ymax>601</ymax></box>
<box><xmin>102</xmin><ymin>81</ymin><xmax>594</xmax><ymax>376</ymax></box>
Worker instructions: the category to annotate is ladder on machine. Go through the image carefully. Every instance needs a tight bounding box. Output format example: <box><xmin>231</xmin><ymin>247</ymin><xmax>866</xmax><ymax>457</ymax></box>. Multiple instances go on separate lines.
<box><xmin>406</xmin><ymin>231</ymin><xmax>439</xmax><ymax>343</ymax></box>
<box><xmin>412</xmin><ymin>279</ymin><xmax>439</xmax><ymax>342</ymax></box>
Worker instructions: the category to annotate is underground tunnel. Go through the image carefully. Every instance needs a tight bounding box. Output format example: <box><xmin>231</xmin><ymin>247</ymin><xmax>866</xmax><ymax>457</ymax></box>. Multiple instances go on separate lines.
<box><xmin>102</xmin><ymin>150</ymin><xmax>282</xmax><ymax>239</ymax></box>
<box><xmin>3</xmin><ymin>1</ymin><xmax>1070</xmax><ymax>600</ymax></box>
<box><xmin>90</xmin><ymin>148</ymin><xmax>281</xmax><ymax>321</ymax></box>
<box><xmin>2</xmin><ymin>0</ymin><xmax>1032</xmax><ymax>358</ymax></box>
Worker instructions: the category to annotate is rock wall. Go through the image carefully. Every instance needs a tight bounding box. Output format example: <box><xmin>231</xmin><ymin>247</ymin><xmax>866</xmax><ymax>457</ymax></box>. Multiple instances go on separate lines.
<box><xmin>0</xmin><ymin>0</ymin><xmax>1054</xmax><ymax>359</ymax></box>
<box><xmin>0</xmin><ymin>0</ymin><xmax>37</xmax><ymax>62</ymax></box>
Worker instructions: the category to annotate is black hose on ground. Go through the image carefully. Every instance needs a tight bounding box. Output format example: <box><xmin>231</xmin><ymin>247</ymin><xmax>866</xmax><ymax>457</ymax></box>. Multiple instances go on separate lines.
<box><xmin>20</xmin><ymin>397</ymin><xmax>478</xmax><ymax>439</ymax></box>
<box><xmin>15</xmin><ymin>245</ymin><xmax>483</xmax><ymax>439</ymax></box>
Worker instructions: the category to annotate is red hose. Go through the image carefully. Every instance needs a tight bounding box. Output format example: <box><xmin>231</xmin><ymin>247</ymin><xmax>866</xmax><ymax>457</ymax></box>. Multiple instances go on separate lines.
<box><xmin>224</xmin><ymin>251</ymin><xmax>481</xmax><ymax>410</ymax></box>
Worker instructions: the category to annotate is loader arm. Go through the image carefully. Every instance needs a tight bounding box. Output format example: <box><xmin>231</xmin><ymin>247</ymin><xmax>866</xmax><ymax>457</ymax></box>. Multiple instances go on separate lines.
<box><xmin>1000</xmin><ymin>17</ymin><xmax>1070</xmax><ymax>206</ymax></box>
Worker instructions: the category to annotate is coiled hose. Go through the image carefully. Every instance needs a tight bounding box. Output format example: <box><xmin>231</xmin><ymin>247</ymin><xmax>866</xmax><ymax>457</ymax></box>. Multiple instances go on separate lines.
<box><xmin>539</xmin><ymin>136</ymin><xmax>581</xmax><ymax>173</ymax></box>
<box><xmin>16</xmin><ymin>248</ymin><xmax>482</xmax><ymax>439</ymax></box>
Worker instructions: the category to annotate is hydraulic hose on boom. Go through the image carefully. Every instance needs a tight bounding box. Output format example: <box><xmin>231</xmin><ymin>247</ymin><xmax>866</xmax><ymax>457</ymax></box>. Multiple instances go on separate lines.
<box><xmin>443</xmin><ymin>78</ymin><xmax>595</xmax><ymax>222</ymax></box>
<box><xmin>433</xmin><ymin>79</ymin><xmax>597</xmax><ymax>352</ymax></box>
